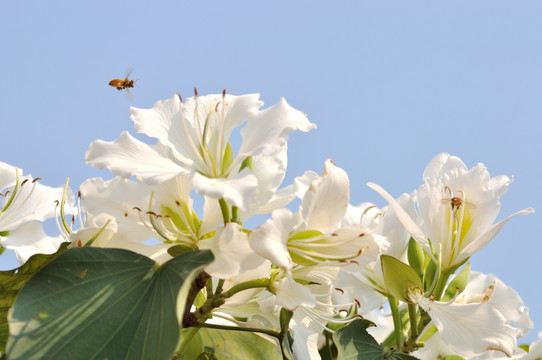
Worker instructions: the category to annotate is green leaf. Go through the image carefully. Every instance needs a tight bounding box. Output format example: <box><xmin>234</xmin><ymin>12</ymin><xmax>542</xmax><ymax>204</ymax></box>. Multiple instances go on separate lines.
<box><xmin>334</xmin><ymin>319</ymin><xmax>419</xmax><ymax>359</ymax></box>
<box><xmin>181</xmin><ymin>327</ymin><xmax>281</xmax><ymax>360</ymax></box>
<box><xmin>0</xmin><ymin>243</ymin><xmax>69</xmax><ymax>353</ymax></box>
<box><xmin>7</xmin><ymin>247</ymin><xmax>213</xmax><ymax>360</ymax></box>
<box><xmin>381</xmin><ymin>255</ymin><xmax>422</xmax><ymax>303</ymax></box>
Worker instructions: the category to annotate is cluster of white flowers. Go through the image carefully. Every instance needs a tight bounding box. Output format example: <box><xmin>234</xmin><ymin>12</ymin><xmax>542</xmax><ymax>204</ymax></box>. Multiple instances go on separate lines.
<box><xmin>1</xmin><ymin>91</ymin><xmax>539</xmax><ymax>359</ymax></box>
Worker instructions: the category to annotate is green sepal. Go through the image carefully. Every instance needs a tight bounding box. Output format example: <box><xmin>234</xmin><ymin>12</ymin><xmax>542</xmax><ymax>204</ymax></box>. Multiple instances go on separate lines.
<box><xmin>289</xmin><ymin>230</ymin><xmax>324</xmax><ymax>240</ymax></box>
<box><xmin>423</xmin><ymin>257</ymin><xmax>438</xmax><ymax>294</ymax></box>
<box><xmin>381</xmin><ymin>255</ymin><xmax>422</xmax><ymax>303</ymax></box>
<box><xmin>441</xmin><ymin>262</ymin><xmax>471</xmax><ymax>302</ymax></box>
<box><xmin>222</xmin><ymin>142</ymin><xmax>234</xmax><ymax>175</ymax></box>
<box><xmin>0</xmin><ymin>231</ymin><xmax>9</xmax><ymax>237</ymax></box>
<box><xmin>443</xmin><ymin>355</ymin><xmax>465</xmax><ymax>360</ymax></box>
<box><xmin>407</xmin><ymin>237</ymin><xmax>425</xmax><ymax>278</ymax></box>
<box><xmin>239</xmin><ymin>156</ymin><xmax>253</xmax><ymax>172</ymax></box>
<box><xmin>168</xmin><ymin>244</ymin><xmax>195</xmax><ymax>257</ymax></box>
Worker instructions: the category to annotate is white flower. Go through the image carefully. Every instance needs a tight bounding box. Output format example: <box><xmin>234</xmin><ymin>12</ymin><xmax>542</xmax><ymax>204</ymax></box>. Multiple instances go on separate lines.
<box><xmin>408</xmin><ymin>288</ymin><xmax>517</xmax><ymax>357</ymax></box>
<box><xmin>86</xmin><ymin>92</ymin><xmax>315</xmax><ymax>212</ymax></box>
<box><xmin>457</xmin><ymin>271</ymin><xmax>533</xmax><ymax>339</ymax></box>
<box><xmin>368</xmin><ymin>153</ymin><xmax>534</xmax><ymax>270</ymax></box>
<box><xmin>250</xmin><ymin>159</ymin><xmax>386</xmax><ymax>271</ymax></box>
<box><xmin>0</xmin><ymin>161</ymin><xmax>74</xmax><ymax>264</ymax></box>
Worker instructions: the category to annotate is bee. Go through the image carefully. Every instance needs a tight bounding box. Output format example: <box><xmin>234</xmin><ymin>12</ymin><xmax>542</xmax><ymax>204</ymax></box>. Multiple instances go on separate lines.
<box><xmin>109</xmin><ymin>69</ymin><xmax>136</xmax><ymax>98</ymax></box>
<box><xmin>440</xmin><ymin>186</ymin><xmax>476</xmax><ymax>219</ymax></box>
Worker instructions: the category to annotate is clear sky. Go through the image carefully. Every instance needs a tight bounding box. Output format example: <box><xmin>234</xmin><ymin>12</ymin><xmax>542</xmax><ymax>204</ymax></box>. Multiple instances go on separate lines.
<box><xmin>1</xmin><ymin>1</ymin><xmax>541</xmax><ymax>343</ymax></box>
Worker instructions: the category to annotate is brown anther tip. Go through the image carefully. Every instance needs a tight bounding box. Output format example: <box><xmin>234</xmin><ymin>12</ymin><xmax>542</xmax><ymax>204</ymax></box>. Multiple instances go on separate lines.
<box><xmin>350</xmin><ymin>260</ymin><xmax>360</xmax><ymax>265</ymax></box>
<box><xmin>71</xmin><ymin>215</ymin><xmax>75</xmax><ymax>224</ymax></box>
<box><xmin>354</xmin><ymin>298</ymin><xmax>361</xmax><ymax>307</ymax></box>
<box><xmin>77</xmin><ymin>239</ymin><xmax>82</xmax><ymax>247</ymax></box>
<box><xmin>164</xmin><ymin>215</ymin><xmax>172</xmax><ymax>218</ymax></box>
<box><xmin>78</xmin><ymin>190</ymin><xmax>82</xmax><ymax>198</ymax></box>
<box><xmin>133</xmin><ymin>207</ymin><xmax>142</xmax><ymax>211</ymax></box>
<box><xmin>54</xmin><ymin>200</ymin><xmax>60</xmax><ymax>205</ymax></box>
<box><xmin>124</xmin><ymin>211</ymin><xmax>128</xmax><ymax>217</ymax></box>
<box><xmin>176</xmin><ymin>92</ymin><xmax>183</xmax><ymax>103</ymax></box>
<box><xmin>222</xmin><ymin>89</ymin><xmax>226</xmax><ymax>97</ymax></box>
<box><xmin>358</xmin><ymin>233</ymin><xmax>365</xmax><ymax>237</ymax></box>
<box><xmin>194</xmin><ymin>87</ymin><xmax>198</xmax><ymax>96</ymax></box>
<box><xmin>21</xmin><ymin>179</ymin><xmax>29</xmax><ymax>186</ymax></box>
<box><xmin>175</xmin><ymin>200</ymin><xmax>181</xmax><ymax>206</ymax></box>
<box><xmin>331</xmin><ymin>232</ymin><xmax>339</xmax><ymax>237</ymax></box>
<box><xmin>354</xmin><ymin>314</ymin><xmax>364</xmax><ymax>319</ymax></box>
<box><xmin>32</xmin><ymin>177</ymin><xmax>43</xmax><ymax>183</ymax></box>
<box><xmin>334</xmin><ymin>287</ymin><xmax>344</xmax><ymax>294</ymax></box>
<box><xmin>339</xmin><ymin>260</ymin><xmax>347</xmax><ymax>263</ymax></box>
<box><xmin>146</xmin><ymin>211</ymin><xmax>157</xmax><ymax>216</ymax></box>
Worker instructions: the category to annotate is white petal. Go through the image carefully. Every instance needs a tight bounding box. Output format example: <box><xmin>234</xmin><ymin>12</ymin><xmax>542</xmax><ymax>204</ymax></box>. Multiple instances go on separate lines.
<box><xmin>293</xmin><ymin>170</ymin><xmax>318</xmax><ymax>199</ymax></box>
<box><xmin>249</xmin><ymin>208</ymin><xmax>296</xmax><ymax>270</ymax></box>
<box><xmin>130</xmin><ymin>94</ymin><xmax>192</xmax><ymax>166</ymax></box>
<box><xmin>462</xmin><ymin>271</ymin><xmax>533</xmax><ymax>338</ymax></box>
<box><xmin>302</xmin><ymin>159</ymin><xmax>349</xmax><ymax>233</ymax></box>
<box><xmin>192</xmin><ymin>168</ymin><xmax>258</xmax><ymax>212</ymax></box>
<box><xmin>275</xmin><ymin>273</ymin><xmax>317</xmax><ymax>310</ymax></box>
<box><xmin>80</xmin><ymin>177</ymin><xmax>156</xmax><ymax>243</ymax></box>
<box><xmin>422</xmin><ymin>153</ymin><xmax>467</xmax><ymax>181</ymax></box>
<box><xmin>85</xmin><ymin>131</ymin><xmax>187</xmax><ymax>183</ymax></box>
<box><xmin>290</xmin><ymin>312</ymin><xmax>322</xmax><ymax>360</ymax></box>
<box><xmin>238</xmin><ymin>97</ymin><xmax>316</xmax><ymax>158</ymax></box>
<box><xmin>0</xmin><ymin>221</ymin><xmax>66</xmax><ymax>265</ymax></box>
<box><xmin>0</xmin><ymin>180</ymin><xmax>70</xmax><ymax>231</ymax></box>
<box><xmin>0</xmin><ymin>161</ymin><xmax>18</xmax><ymax>190</ymax></box>
<box><xmin>367</xmin><ymin>182</ymin><xmax>431</xmax><ymax>254</ymax></box>
<box><xmin>457</xmin><ymin>207</ymin><xmax>534</xmax><ymax>264</ymax></box>
<box><xmin>199</xmin><ymin>223</ymin><xmax>263</xmax><ymax>278</ymax></box>
<box><xmin>418</xmin><ymin>299</ymin><xmax>517</xmax><ymax>357</ymax></box>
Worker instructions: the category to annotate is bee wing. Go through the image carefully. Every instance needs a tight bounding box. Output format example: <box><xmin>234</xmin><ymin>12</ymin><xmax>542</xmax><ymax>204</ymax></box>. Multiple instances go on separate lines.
<box><xmin>124</xmin><ymin>87</ymin><xmax>134</xmax><ymax>101</ymax></box>
<box><xmin>463</xmin><ymin>201</ymin><xmax>477</xmax><ymax>209</ymax></box>
<box><xmin>125</xmin><ymin>68</ymin><xmax>133</xmax><ymax>79</ymax></box>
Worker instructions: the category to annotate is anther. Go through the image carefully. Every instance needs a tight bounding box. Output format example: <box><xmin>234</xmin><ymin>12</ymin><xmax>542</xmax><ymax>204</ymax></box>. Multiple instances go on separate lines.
<box><xmin>32</xmin><ymin>177</ymin><xmax>43</xmax><ymax>183</ymax></box>
<box><xmin>194</xmin><ymin>87</ymin><xmax>198</xmax><ymax>96</ymax></box>
<box><xmin>335</xmin><ymin>288</ymin><xmax>344</xmax><ymax>294</ymax></box>
<box><xmin>21</xmin><ymin>179</ymin><xmax>29</xmax><ymax>186</ymax></box>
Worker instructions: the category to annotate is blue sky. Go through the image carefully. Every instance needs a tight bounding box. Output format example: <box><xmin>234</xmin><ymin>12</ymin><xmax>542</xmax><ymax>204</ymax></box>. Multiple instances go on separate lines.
<box><xmin>1</xmin><ymin>1</ymin><xmax>541</xmax><ymax>343</ymax></box>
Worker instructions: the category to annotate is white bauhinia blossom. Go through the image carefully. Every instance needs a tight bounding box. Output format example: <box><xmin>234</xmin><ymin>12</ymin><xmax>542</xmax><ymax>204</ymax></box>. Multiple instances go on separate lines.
<box><xmin>85</xmin><ymin>92</ymin><xmax>315</xmax><ymax>212</ymax></box>
<box><xmin>407</xmin><ymin>288</ymin><xmax>517</xmax><ymax>357</ymax></box>
<box><xmin>368</xmin><ymin>153</ymin><xmax>534</xmax><ymax>270</ymax></box>
<box><xmin>250</xmin><ymin>159</ymin><xmax>387</xmax><ymax>272</ymax></box>
<box><xmin>333</xmin><ymin>194</ymin><xmax>414</xmax><ymax>314</ymax></box>
<box><xmin>457</xmin><ymin>271</ymin><xmax>533</xmax><ymax>339</ymax></box>
<box><xmin>0</xmin><ymin>161</ymin><xmax>74</xmax><ymax>264</ymax></box>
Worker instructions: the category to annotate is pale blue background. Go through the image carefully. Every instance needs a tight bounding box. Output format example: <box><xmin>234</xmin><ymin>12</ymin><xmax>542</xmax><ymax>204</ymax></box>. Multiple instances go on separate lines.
<box><xmin>1</xmin><ymin>1</ymin><xmax>540</xmax><ymax>343</ymax></box>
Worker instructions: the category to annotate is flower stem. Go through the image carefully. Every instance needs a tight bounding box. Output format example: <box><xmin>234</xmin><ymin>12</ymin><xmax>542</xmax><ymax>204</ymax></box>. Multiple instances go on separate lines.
<box><xmin>433</xmin><ymin>271</ymin><xmax>452</xmax><ymax>301</ymax></box>
<box><xmin>407</xmin><ymin>303</ymin><xmax>418</xmax><ymax>339</ymax></box>
<box><xmin>224</xmin><ymin>278</ymin><xmax>270</xmax><ymax>298</ymax></box>
<box><xmin>218</xmin><ymin>198</ymin><xmax>230</xmax><ymax>224</ymax></box>
<box><xmin>195</xmin><ymin>322</ymin><xmax>282</xmax><ymax>340</ymax></box>
<box><xmin>387</xmin><ymin>295</ymin><xmax>403</xmax><ymax>349</ymax></box>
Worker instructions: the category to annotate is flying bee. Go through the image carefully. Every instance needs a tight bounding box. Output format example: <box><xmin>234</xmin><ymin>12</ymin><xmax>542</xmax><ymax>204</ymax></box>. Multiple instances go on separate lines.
<box><xmin>109</xmin><ymin>69</ymin><xmax>136</xmax><ymax>99</ymax></box>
